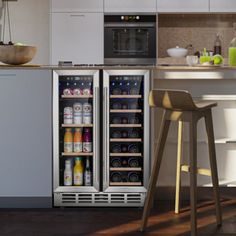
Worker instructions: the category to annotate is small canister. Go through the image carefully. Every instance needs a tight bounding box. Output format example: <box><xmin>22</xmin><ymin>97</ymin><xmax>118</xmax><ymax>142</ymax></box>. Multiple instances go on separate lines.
<box><xmin>64</xmin><ymin>107</ymin><xmax>73</xmax><ymax>124</ymax></box>
<box><xmin>82</xmin><ymin>102</ymin><xmax>92</xmax><ymax>124</ymax></box>
<box><xmin>73</xmin><ymin>103</ymin><xmax>83</xmax><ymax>124</ymax></box>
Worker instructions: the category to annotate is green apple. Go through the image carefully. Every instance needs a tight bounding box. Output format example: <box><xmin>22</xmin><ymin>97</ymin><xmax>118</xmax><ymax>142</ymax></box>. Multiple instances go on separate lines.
<box><xmin>213</xmin><ymin>54</ymin><xmax>223</xmax><ymax>65</ymax></box>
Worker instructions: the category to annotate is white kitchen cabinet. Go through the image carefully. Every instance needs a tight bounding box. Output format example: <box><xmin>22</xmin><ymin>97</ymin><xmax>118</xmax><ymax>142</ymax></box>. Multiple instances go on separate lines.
<box><xmin>0</xmin><ymin>70</ymin><xmax>52</xmax><ymax>207</ymax></box>
<box><xmin>104</xmin><ymin>0</ymin><xmax>156</xmax><ymax>13</ymax></box>
<box><xmin>210</xmin><ymin>0</ymin><xmax>236</xmax><ymax>12</ymax></box>
<box><xmin>51</xmin><ymin>0</ymin><xmax>103</xmax><ymax>13</ymax></box>
<box><xmin>156</xmin><ymin>0</ymin><xmax>209</xmax><ymax>12</ymax></box>
<box><xmin>51</xmin><ymin>13</ymin><xmax>103</xmax><ymax>65</ymax></box>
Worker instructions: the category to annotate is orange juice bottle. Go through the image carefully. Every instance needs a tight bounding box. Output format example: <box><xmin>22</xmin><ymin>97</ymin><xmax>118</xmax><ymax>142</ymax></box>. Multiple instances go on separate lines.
<box><xmin>74</xmin><ymin>157</ymin><xmax>84</xmax><ymax>186</ymax></box>
<box><xmin>73</xmin><ymin>128</ymin><xmax>82</xmax><ymax>153</ymax></box>
<box><xmin>64</xmin><ymin>128</ymin><xmax>73</xmax><ymax>153</ymax></box>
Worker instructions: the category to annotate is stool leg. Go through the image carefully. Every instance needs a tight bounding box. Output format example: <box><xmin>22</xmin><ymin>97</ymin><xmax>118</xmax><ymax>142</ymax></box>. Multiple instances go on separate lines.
<box><xmin>189</xmin><ymin>114</ymin><xmax>198</xmax><ymax>236</ymax></box>
<box><xmin>175</xmin><ymin>120</ymin><xmax>183</xmax><ymax>214</ymax></box>
<box><xmin>205</xmin><ymin>109</ymin><xmax>222</xmax><ymax>226</ymax></box>
<box><xmin>140</xmin><ymin>111</ymin><xmax>170</xmax><ymax>232</ymax></box>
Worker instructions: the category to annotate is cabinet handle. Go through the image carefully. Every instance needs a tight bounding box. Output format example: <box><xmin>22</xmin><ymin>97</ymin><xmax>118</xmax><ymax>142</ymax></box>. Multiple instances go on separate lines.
<box><xmin>103</xmin><ymin>87</ymin><xmax>108</xmax><ymax>183</ymax></box>
<box><xmin>0</xmin><ymin>74</ymin><xmax>16</xmax><ymax>78</ymax></box>
<box><xmin>94</xmin><ymin>87</ymin><xmax>99</xmax><ymax>185</ymax></box>
<box><xmin>70</xmin><ymin>14</ymin><xmax>85</xmax><ymax>17</ymax></box>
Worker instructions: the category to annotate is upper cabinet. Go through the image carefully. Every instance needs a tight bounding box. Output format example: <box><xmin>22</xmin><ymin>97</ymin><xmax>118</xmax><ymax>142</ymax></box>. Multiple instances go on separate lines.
<box><xmin>51</xmin><ymin>0</ymin><xmax>104</xmax><ymax>13</ymax></box>
<box><xmin>210</xmin><ymin>0</ymin><xmax>236</xmax><ymax>12</ymax></box>
<box><xmin>51</xmin><ymin>13</ymin><xmax>103</xmax><ymax>64</ymax></box>
<box><xmin>156</xmin><ymin>0</ymin><xmax>209</xmax><ymax>13</ymax></box>
<box><xmin>104</xmin><ymin>0</ymin><xmax>156</xmax><ymax>13</ymax></box>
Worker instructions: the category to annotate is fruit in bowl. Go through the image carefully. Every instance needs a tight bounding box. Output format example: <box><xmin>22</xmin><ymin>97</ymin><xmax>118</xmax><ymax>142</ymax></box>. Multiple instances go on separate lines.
<box><xmin>0</xmin><ymin>44</ymin><xmax>37</xmax><ymax>65</ymax></box>
<box><xmin>213</xmin><ymin>54</ymin><xmax>223</xmax><ymax>65</ymax></box>
<box><xmin>167</xmin><ymin>46</ymin><xmax>188</xmax><ymax>58</ymax></box>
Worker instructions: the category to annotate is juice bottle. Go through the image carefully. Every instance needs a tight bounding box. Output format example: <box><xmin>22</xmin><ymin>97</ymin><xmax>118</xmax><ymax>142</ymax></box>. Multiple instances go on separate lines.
<box><xmin>64</xmin><ymin>160</ymin><xmax>72</xmax><ymax>186</ymax></box>
<box><xmin>83</xmin><ymin>128</ymin><xmax>93</xmax><ymax>153</ymax></box>
<box><xmin>64</xmin><ymin>128</ymin><xmax>73</xmax><ymax>153</ymax></box>
<box><xmin>74</xmin><ymin>157</ymin><xmax>84</xmax><ymax>186</ymax></box>
<box><xmin>73</xmin><ymin>128</ymin><xmax>82</xmax><ymax>153</ymax></box>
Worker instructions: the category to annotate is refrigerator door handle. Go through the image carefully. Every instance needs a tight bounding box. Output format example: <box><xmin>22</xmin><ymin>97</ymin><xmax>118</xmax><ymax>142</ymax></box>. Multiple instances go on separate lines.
<box><xmin>103</xmin><ymin>87</ymin><xmax>108</xmax><ymax>184</ymax></box>
<box><xmin>94</xmin><ymin>86</ymin><xmax>100</xmax><ymax>186</ymax></box>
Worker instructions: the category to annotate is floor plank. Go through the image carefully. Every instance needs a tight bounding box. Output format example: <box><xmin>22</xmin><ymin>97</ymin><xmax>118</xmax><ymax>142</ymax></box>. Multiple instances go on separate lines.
<box><xmin>0</xmin><ymin>199</ymin><xmax>235</xmax><ymax>235</ymax></box>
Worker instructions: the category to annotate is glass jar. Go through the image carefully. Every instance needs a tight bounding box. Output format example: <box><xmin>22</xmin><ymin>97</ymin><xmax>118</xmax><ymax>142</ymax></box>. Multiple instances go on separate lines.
<box><xmin>229</xmin><ymin>37</ymin><xmax>236</xmax><ymax>66</ymax></box>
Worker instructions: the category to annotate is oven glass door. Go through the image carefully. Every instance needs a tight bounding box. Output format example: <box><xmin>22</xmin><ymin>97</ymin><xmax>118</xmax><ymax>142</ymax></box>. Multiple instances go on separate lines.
<box><xmin>113</xmin><ymin>28</ymin><xmax>149</xmax><ymax>56</ymax></box>
<box><xmin>104</xmin><ymin>26</ymin><xmax>156</xmax><ymax>59</ymax></box>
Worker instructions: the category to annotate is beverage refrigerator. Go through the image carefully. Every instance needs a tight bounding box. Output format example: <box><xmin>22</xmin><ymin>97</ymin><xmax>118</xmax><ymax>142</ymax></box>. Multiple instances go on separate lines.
<box><xmin>53</xmin><ymin>69</ymin><xmax>150</xmax><ymax>207</ymax></box>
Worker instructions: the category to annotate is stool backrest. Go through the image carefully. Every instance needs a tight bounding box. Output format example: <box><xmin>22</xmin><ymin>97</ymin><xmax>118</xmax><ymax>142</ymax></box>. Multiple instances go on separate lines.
<box><xmin>149</xmin><ymin>89</ymin><xmax>197</xmax><ymax>111</ymax></box>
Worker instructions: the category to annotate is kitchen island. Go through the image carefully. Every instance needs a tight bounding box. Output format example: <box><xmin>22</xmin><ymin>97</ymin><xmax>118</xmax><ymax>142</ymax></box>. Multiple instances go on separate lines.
<box><xmin>0</xmin><ymin>65</ymin><xmax>235</xmax><ymax>207</ymax></box>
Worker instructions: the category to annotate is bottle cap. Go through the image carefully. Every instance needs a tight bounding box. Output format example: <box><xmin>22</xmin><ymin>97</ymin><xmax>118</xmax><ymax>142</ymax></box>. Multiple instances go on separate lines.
<box><xmin>75</xmin><ymin>157</ymin><xmax>82</xmax><ymax>161</ymax></box>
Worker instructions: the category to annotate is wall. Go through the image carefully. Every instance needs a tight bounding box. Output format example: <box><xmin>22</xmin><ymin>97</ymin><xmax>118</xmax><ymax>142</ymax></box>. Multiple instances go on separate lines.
<box><xmin>0</xmin><ymin>0</ymin><xmax>50</xmax><ymax>65</ymax></box>
<box><xmin>158</xmin><ymin>14</ymin><xmax>236</xmax><ymax>59</ymax></box>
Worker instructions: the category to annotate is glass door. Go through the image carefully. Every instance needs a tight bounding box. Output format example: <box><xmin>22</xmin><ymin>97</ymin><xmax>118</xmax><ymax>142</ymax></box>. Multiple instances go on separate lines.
<box><xmin>53</xmin><ymin>70</ymin><xmax>100</xmax><ymax>196</ymax></box>
<box><xmin>103</xmin><ymin>70</ymin><xmax>150</xmax><ymax>193</ymax></box>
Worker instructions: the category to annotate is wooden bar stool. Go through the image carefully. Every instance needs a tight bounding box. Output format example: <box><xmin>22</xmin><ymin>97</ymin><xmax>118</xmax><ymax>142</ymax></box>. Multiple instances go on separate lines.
<box><xmin>140</xmin><ymin>89</ymin><xmax>222</xmax><ymax>236</ymax></box>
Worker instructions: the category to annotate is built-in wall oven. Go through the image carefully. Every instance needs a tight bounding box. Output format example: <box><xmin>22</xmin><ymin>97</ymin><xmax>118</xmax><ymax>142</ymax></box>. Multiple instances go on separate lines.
<box><xmin>104</xmin><ymin>15</ymin><xmax>156</xmax><ymax>65</ymax></box>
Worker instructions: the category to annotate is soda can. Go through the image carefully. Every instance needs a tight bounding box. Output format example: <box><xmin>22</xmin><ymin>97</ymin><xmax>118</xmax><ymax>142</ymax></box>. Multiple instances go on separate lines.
<box><xmin>73</xmin><ymin>103</ymin><xmax>83</xmax><ymax>124</ymax></box>
<box><xmin>73</xmin><ymin>88</ymin><xmax>83</xmax><ymax>96</ymax></box>
<box><xmin>64</xmin><ymin>107</ymin><xmax>73</xmax><ymax>124</ymax></box>
<box><xmin>82</xmin><ymin>102</ymin><xmax>92</xmax><ymax>124</ymax></box>
<box><xmin>63</xmin><ymin>88</ymin><xmax>73</xmax><ymax>96</ymax></box>
<box><xmin>83</xmin><ymin>88</ymin><xmax>92</xmax><ymax>95</ymax></box>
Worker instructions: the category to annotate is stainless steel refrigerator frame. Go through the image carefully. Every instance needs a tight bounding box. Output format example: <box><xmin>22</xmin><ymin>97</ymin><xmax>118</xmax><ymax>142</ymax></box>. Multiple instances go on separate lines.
<box><xmin>53</xmin><ymin>69</ymin><xmax>150</xmax><ymax>207</ymax></box>
<box><xmin>103</xmin><ymin>69</ymin><xmax>150</xmax><ymax>193</ymax></box>
<box><xmin>53</xmin><ymin>70</ymin><xmax>100</xmax><ymax>198</ymax></box>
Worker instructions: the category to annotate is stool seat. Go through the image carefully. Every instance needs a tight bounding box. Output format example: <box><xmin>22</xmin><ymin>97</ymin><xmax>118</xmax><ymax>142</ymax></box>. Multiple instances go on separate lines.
<box><xmin>149</xmin><ymin>89</ymin><xmax>217</xmax><ymax>111</ymax></box>
<box><xmin>194</xmin><ymin>101</ymin><xmax>217</xmax><ymax>111</ymax></box>
<box><xmin>141</xmin><ymin>89</ymin><xmax>222</xmax><ymax>236</ymax></box>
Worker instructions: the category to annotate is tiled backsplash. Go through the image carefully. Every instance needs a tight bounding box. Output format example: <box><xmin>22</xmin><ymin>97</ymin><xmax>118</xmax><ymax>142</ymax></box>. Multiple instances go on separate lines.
<box><xmin>158</xmin><ymin>14</ymin><xmax>236</xmax><ymax>58</ymax></box>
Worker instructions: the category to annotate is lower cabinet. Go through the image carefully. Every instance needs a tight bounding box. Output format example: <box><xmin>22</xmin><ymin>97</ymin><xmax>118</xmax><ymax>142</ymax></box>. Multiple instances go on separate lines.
<box><xmin>0</xmin><ymin>69</ymin><xmax>52</xmax><ymax>208</ymax></box>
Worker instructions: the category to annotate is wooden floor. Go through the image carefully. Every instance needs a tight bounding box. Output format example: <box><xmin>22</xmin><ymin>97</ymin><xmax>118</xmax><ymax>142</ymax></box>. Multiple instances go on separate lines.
<box><xmin>0</xmin><ymin>199</ymin><xmax>236</xmax><ymax>236</ymax></box>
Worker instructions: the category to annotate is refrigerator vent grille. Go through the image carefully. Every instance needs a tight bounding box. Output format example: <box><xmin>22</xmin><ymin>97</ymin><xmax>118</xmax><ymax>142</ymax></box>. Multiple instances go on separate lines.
<box><xmin>55</xmin><ymin>192</ymin><xmax>145</xmax><ymax>207</ymax></box>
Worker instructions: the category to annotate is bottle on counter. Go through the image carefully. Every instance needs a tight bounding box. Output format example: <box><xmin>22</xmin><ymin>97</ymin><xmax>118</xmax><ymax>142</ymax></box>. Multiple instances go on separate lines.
<box><xmin>84</xmin><ymin>157</ymin><xmax>92</xmax><ymax>186</ymax></box>
<box><xmin>73</xmin><ymin>128</ymin><xmax>83</xmax><ymax>153</ymax></box>
<box><xmin>213</xmin><ymin>33</ymin><xmax>222</xmax><ymax>55</ymax></box>
<box><xmin>74</xmin><ymin>157</ymin><xmax>84</xmax><ymax>186</ymax></box>
<box><xmin>64</xmin><ymin>128</ymin><xmax>73</xmax><ymax>153</ymax></box>
<box><xmin>229</xmin><ymin>24</ymin><xmax>236</xmax><ymax>66</ymax></box>
<box><xmin>64</xmin><ymin>160</ymin><xmax>72</xmax><ymax>186</ymax></box>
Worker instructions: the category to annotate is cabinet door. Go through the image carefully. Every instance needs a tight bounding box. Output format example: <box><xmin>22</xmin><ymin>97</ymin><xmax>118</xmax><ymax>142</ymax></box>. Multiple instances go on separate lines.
<box><xmin>104</xmin><ymin>0</ymin><xmax>156</xmax><ymax>13</ymax></box>
<box><xmin>157</xmin><ymin>0</ymin><xmax>209</xmax><ymax>12</ymax></box>
<box><xmin>51</xmin><ymin>0</ymin><xmax>103</xmax><ymax>13</ymax></box>
<box><xmin>0</xmin><ymin>70</ymin><xmax>52</xmax><ymax>198</ymax></box>
<box><xmin>210</xmin><ymin>0</ymin><xmax>236</xmax><ymax>12</ymax></box>
<box><xmin>51</xmin><ymin>13</ymin><xmax>103</xmax><ymax>65</ymax></box>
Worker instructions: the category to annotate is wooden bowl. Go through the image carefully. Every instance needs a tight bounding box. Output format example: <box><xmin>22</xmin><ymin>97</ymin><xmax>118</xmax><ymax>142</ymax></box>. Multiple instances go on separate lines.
<box><xmin>0</xmin><ymin>45</ymin><xmax>37</xmax><ymax>65</ymax></box>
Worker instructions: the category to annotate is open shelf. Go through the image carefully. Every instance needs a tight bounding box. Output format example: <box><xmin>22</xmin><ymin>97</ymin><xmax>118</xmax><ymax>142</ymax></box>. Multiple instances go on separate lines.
<box><xmin>110</xmin><ymin>153</ymin><xmax>142</xmax><ymax>157</ymax></box>
<box><xmin>110</xmin><ymin>138</ymin><xmax>142</xmax><ymax>142</ymax></box>
<box><xmin>62</xmin><ymin>124</ymin><xmax>93</xmax><ymax>128</ymax></box>
<box><xmin>110</xmin><ymin>109</ymin><xmax>142</xmax><ymax>113</ymax></box>
<box><xmin>61</xmin><ymin>95</ymin><xmax>93</xmax><ymax>99</ymax></box>
<box><xmin>110</xmin><ymin>167</ymin><xmax>142</xmax><ymax>171</ymax></box>
<box><xmin>110</xmin><ymin>95</ymin><xmax>142</xmax><ymax>99</ymax></box>
<box><xmin>110</xmin><ymin>182</ymin><xmax>142</xmax><ymax>186</ymax></box>
<box><xmin>62</xmin><ymin>152</ymin><xmax>93</xmax><ymax>156</ymax></box>
<box><xmin>110</xmin><ymin>124</ymin><xmax>142</xmax><ymax>128</ymax></box>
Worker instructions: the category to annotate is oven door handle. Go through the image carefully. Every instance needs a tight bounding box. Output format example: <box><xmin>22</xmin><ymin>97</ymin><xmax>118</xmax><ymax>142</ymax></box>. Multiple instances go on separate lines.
<box><xmin>104</xmin><ymin>23</ymin><xmax>156</xmax><ymax>28</ymax></box>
